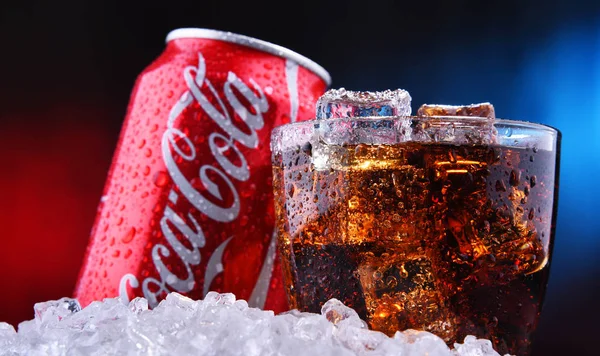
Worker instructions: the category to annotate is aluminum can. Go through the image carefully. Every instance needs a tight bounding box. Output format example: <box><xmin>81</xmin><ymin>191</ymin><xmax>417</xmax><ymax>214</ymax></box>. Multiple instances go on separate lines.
<box><xmin>74</xmin><ymin>28</ymin><xmax>330</xmax><ymax>313</ymax></box>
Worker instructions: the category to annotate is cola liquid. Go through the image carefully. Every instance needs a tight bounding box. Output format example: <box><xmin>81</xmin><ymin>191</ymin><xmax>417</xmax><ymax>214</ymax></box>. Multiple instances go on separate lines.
<box><xmin>273</xmin><ymin>141</ymin><xmax>557</xmax><ymax>356</ymax></box>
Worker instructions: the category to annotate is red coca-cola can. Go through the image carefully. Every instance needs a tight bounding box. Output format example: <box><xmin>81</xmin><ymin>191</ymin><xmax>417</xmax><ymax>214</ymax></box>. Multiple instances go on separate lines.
<box><xmin>74</xmin><ymin>28</ymin><xmax>330</xmax><ymax>313</ymax></box>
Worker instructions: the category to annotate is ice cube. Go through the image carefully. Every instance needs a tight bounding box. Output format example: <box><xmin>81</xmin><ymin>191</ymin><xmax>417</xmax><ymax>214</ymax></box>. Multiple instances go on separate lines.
<box><xmin>290</xmin><ymin>243</ymin><xmax>368</xmax><ymax>319</ymax></box>
<box><xmin>33</xmin><ymin>297</ymin><xmax>81</xmax><ymax>321</ymax></box>
<box><xmin>0</xmin><ymin>322</ymin><xmax>16</xmax><ymax>349</ymax></box>
<box><xmin>334</xmin><ymin>323</ymin><xmax>388</xmax><ymax>355</ymax></box>
<box><xmin>30</xmin><ymin>297</ymin><xmax>82</xmax><ymax>330</ymax></box>
<box><xmin>357</xmin><ymin>255</ymin><xmax>458</xmax><ymax>342</ymax></box>
<box><xmin>453</xmin><ymin>335</ymin><xmax>503</xmax><ymax>356</ymax></box>
<box><xmin>413</xmin><ymin>103</ymin><xmax>497</xmax><ymax>145</ymax></box>
<box><xmin>0</xmin><ymin>322</ymin><xmax>16</xmax><ymax>336</ymax></box>
<box><xmin>316</xmin><ymin>88</ymin><xmax>412</xmax><ymax>119</ymax></box>
<box><xmin>202</xmin><ymin>291</ymin><xmax>236</xmax><ymax>305</ymax></box>
<box><xmin>321</xmin><ymin>298</ymin><xmax>367</xmax><ymax>329</ymax></box>
<box><xmin>417</xmin><ymin>103</ymin><xmax>495</xmax><ymax>119</ymax></box>
<box><xmin>311</xmin><ymin>88</ymin><xmax>413</xmax><ymax>172</ymax></box>
<box><xmin>128</xmin><ymin>297</ymin><xmax>149</xmax><ymax>314</ymax></box>
<box><xmin>398</xmin><ymin>329</ymin><xmax>456</xmax><ymax>355</ymax></box>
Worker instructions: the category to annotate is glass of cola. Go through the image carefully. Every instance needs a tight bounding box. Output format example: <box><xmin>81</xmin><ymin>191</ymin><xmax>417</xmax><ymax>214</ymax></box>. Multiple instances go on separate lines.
<box><xmin>270</xmin><ymin>89</ymin><xmax>561</xmax><ymax>356</ymax></box>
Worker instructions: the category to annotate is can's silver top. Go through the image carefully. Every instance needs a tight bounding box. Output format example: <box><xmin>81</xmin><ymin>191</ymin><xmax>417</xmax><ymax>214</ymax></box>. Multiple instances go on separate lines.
<box><xmin>166</xmin><ymin>28</ymin><xmax>331</xmax><ymax>86</ymax></box>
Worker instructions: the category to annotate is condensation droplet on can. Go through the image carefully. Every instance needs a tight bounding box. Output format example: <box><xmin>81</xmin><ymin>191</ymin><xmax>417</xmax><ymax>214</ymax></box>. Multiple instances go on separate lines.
<box><xmin>154</xmin><ymin>171</ymin><xmax>170</xmax><ymax>187</ymax></box>
<box><xmin>122</xmin><ymin>227</ymin><xmax>137</xmax><ymax>244</ymax></box>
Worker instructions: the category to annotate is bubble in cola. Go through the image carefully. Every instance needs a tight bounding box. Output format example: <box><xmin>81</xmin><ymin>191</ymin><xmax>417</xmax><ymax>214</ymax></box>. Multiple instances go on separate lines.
<box><xmin>272</xmin><ymin>90</ymin><xmax>558</xmax><ymax>355</ymax></box>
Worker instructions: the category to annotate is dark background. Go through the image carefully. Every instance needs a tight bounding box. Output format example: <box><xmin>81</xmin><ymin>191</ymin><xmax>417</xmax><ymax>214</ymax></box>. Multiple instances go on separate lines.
<box><xmin>1</xmin><ymin>0</ymin><xmax>599</xmax><ymax>355</ymax></box>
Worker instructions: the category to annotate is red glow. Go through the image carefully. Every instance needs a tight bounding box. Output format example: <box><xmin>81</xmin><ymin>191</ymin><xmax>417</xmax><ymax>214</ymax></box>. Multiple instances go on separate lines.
<box><xmin>0</xmin><ymin>105</ymin><xmax>115</xmax><ymax>326</ymax></box>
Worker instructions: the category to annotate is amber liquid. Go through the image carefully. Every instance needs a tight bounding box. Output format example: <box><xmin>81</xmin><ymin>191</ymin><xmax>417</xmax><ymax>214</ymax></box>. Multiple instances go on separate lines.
<box><xmin>273</xmin><ymin>142</ymin><xmax>557</xmax><ymax>355</ymax></box>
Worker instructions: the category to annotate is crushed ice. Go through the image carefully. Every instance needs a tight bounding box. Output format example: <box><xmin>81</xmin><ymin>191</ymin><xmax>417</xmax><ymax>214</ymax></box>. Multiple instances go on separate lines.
<box><xmin>0</xmin><ymin>292</ymin><xmax>510</xmax><ymax>356</ymax></box>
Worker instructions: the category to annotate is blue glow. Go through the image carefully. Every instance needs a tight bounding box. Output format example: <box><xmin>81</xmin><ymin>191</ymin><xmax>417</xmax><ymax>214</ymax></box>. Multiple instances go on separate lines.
<box><xmin>513</xmin><ymin>24</ymin><xmax>600</xmax><ymax>279</ymax></box>
<box><xmin>380</xmin><ymin>24</ymin><xmax>600</xmax><ymax>281</ymax></box>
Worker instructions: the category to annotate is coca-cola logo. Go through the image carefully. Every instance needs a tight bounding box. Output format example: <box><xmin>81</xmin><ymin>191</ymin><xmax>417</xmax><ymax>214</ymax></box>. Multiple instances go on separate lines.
<box><xmin>118</xmin><ymin>52</ymin><xmax>284</xmax><ymax>307</ymax></box>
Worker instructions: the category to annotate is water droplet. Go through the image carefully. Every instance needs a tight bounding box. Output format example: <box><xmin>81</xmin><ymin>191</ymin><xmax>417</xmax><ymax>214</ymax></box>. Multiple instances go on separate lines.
<box><xmin>483</xmin><ymin>220</ymin><xmax>491</xmax><ymax>233</ymax></box>
<box><xmin>137</xmin><ymin>139</ymin><xmax>146</xmax><ymax>149</ymax></box>
<box><xmin>399</xmin><ymin>264</ymin><xmax>409</xmax><ymax>278</ymax></box>
<box><xmin>530</xmin><ymin>175</ymin><xmax>537</xmax><ymax>187</ymax></box>
<box><xmin>495</xmin><ymin>180</ymin><xmax>507</xmax><ymax>192</ymax></box>
<box><xmin>348</xmin><ymin>196</ymin><xmax>360</xmax><ymax>209</ymax></box>
<box><xmin>143</xmin><ymin>166</ymin><xmax>151</xmax><ymax>176</ymax></box>
<box><xmin>506</xmin><ymin>127</ymin><xmax>513</xmax><ymax>137</ymax></box>
<box><xmin>116</xmin><ymin>217</ymin><xmax>124</xmax><ymax>226</ymax></box>
<box><xmin>355</xmin><ymin>144</ymin><xmax>369</xmax><ymax>157</ymax></box>
<box><xmin>391</xmin><ymin>171</ymin><xmax>402</xmax><ymax>190</ymax></box>
<box><xmin>509</xmin><ymin>170</ymin><xmax>520</xmax><ymax>186</ymax></box>
<box><xmin>124</xmin><ymin>249</ymin><xmax>133</xmax><ymax>259</ymax></box>
<box><xmin>301</xmin><ymin>142</ymin><xmax>312</xmax><ymax>156</ymax></box>
<box><xmin>528</xmin><ymin>209</ymin><xmax>535</xmax><ymax>220</ymax></box>
<box><xmin>288</xmin><ymin>184</ymin><xmax>295</xmax><ymax>198</ymax></box>
<box><xmin>144</xmin><ymin>148</ymin><xmax>152</xmax><ymax>157</ymax></box>
<box><xmin>122</xmin><ymin>227</ymin><xmax>136</xmax><ymax>243</ymax></box>
<box><xmin>112</xmin><ymin>250</ymin><xmax>120</xmax><ymax>258</ymax></box>
<box><xmin>154</xmin><ymin>171</ymin><xmax>170</xmax><ymax>187</ymax></box>
<box><xmin>448</xmin><ymin>149</ymin><xmax>457</xmax><ymax>163</ymax></box>
<box><xmin>240</xmin><ymin>215</ymin><xmax>249</xmax><ymax>227</ymax></box>
<box><xmin>386</xmin><ymin>276</ymin><xmax>398</xmax><ymax>288</ymax></box>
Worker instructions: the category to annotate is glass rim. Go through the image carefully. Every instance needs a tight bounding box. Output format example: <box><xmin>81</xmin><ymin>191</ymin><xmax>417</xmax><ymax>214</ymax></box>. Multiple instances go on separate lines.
<box><xmin>273</xmin><ymin>116</ymin><xmax>560</xmax><ymax>136</ymax></box>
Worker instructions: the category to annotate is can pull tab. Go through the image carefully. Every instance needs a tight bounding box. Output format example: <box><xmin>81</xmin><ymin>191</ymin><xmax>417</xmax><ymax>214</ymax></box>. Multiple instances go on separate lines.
<box><xmin>315</xmin><ymin>88</ymin><xmax>412</xmax><ymax>119</ymax></box>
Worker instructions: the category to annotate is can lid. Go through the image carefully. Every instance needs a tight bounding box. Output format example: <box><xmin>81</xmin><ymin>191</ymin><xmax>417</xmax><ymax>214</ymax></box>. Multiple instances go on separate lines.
<box><xmin>166</xmin><ymin>28</ymin><xmax>331</xmax><ymax>86</ymax></box>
